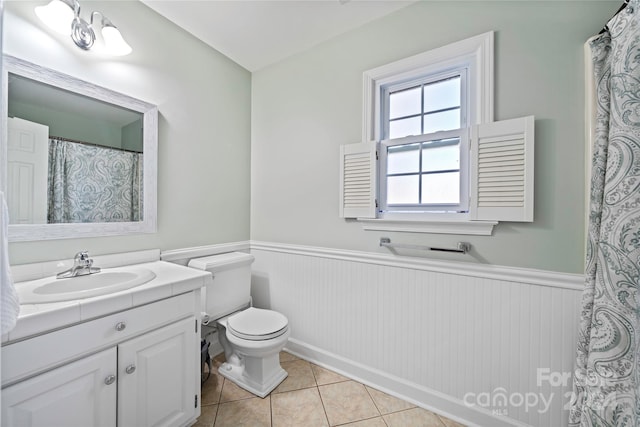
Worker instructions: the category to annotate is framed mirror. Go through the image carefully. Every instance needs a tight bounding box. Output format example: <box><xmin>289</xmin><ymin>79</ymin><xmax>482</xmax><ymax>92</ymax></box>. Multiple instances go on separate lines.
<box><xmin>1</xmin><ymin>55</ymin><xmax>158</xmax><ymax>241</ymax></box>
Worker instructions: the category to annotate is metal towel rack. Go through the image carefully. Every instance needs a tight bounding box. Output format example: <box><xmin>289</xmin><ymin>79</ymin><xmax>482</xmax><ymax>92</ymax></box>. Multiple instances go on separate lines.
<box><xmin>379</xmin><ymin>237</ymin><xmax>471</xmax><ymax>254</ymax></box>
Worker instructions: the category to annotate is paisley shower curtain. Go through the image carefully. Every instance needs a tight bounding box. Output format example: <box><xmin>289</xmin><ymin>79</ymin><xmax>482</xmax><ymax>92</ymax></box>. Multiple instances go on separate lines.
<box><xmin>48</xmin><ymin>138</ymin><xmax>143</xmax><ymax>223</ymax></box>
<box><xmin>569</xmin><ymin>2</ymin><xmax>640</xmax><ymax>426</ymax></box>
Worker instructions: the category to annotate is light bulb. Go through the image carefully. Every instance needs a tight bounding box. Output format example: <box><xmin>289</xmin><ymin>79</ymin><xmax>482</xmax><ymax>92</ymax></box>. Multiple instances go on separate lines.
<box><xmin>35</xmin><ymin>0</ymin><xmax>74</xmax><ymax>35</ymax></box>
<box><xmin>102</xmin><ymin>25</ymin><xmax>132</xmax><ymax>56</ymax></box>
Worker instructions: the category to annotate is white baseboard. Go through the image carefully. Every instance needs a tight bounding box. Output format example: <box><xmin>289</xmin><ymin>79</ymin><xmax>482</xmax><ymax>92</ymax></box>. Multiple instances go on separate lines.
<box><xmin>284</xmin><ymin>338</ymin><xmax>531</xmax><ymax>427</ymax></box>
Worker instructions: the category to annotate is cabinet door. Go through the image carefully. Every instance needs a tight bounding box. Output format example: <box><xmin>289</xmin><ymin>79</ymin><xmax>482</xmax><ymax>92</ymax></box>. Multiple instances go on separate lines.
<box><xmin>1</xmin><ymin>347</ymin><xmax>117</xmax><ymax>427</ymax></box>
<box><xmin>118</xmin><ymin>317</ymin><xmax>197</xmax><ymax>427</ymax></box>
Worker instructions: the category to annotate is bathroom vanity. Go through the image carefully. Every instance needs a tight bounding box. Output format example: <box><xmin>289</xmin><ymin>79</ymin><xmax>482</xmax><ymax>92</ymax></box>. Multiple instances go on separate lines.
<box><xmin>1</xmin><ymin>250</ymin><xmax>211</xmax><ymax>427</ymax></box>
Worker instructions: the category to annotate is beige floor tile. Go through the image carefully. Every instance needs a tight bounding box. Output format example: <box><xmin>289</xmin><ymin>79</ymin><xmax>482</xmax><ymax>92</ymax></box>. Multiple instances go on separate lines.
<box><xmin>272</xmin><ymin>387</ymin><xmax>329</xmax><ymax>427</ymax></box>
<box><xmin>273</xmin><ymin>359</ymin><xmax>317</xmax><ymax>393</ymax></box>
<box><xmin>212</xmin><ymin>352</ymin><xmax>226</xmax><ymax>368</ymax></box>
<box><xmin>205</xmin><ymin>351</ymin><xmax>465</xmax><ymax>427</ymax></box>
<box><xmin>438</xmin><ymin>415</ymin><xmax>467</xmax><ymax>427</ymax></box>
<box><xmin>201</xmin><ymin>372</ymin><xmax>224</xmax><ymax>405</ymax></box>
<box><xmin>383</xmin><ymin>408</ymin><xmax>445</xmax><ymax>427</ymax></box>
<box><xmin>311</xmin><ymin>364</ymin><xmax>349</xmax><ymax>386</ymax></box>
<box><xmin>279</xmin><ymin>351</ymin><xmax>300</xmax><ymax>363</ymax></box>
<box><xmin>193</xmin><ymin>404</ymin><xmax>218</xmax><ymax>427</ymax></box>
<box><xmin>214</xmin><ymin>397</ymin><xmax>271</xmax><ymax>427</ymax></box>
<box><xmin>319</xmin><ymin>381</ymin><xmax>380</xmax><ymax>426</ymax></box>
<box><xmin>339</xmin><ymin>417</ymin><xmax>388</xmax><ymax>427</ymax></box>
<box><xmin>219</xmin><ymin>378</ymin><xmax>255</xmax><ymax>402</ymax></box>
<box><xmin>365</xmin><ymin>386</ymin><xmax>415</xmax><ymax>415</ymax></box>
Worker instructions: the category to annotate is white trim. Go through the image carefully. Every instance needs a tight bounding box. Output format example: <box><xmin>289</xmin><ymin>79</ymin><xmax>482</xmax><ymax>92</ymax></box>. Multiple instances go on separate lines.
<box><xmin>160</xmin><ymin>241</ymin><xmax>251</xmax><ymax>264</ymax></box>
<box><xmin>284</xmin><ymin>338</ymin><xmax>528</xmax><ymax>427</ymax></box>
<box><xmin>250</xmin><ymin>240</ymin><xmax>584</xmax><ymax>290</ymax></box>
<box><xmin>359</xmin><ymin>32</ymin><xmax>495</xmax><ymax>229</ymax></box>
<box><xmin>362</xmin><ymin>31</ymin><xmax>494</xmax><ymax>142</ymax></box>
<box><xmin>359</xmin><ymin>218</ymin><xmax>497</xmax><ymax>235</ymax></box>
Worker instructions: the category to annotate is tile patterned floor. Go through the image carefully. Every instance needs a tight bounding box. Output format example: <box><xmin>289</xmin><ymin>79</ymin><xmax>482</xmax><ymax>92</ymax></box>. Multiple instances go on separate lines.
<box><xmin>194</xmin><ymin>351</ymin><xmax>466</xmax><ymax>427</ymax></box>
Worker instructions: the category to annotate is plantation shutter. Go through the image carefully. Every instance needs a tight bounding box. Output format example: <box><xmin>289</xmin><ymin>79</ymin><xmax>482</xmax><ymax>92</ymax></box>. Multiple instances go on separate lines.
<box><xmin>339</xmin><ymin>141</ymin><xmax>377</xmax><ymax>219</ymax></box>
<box><xmin>470</xmin><ymin>116</ymin><xmax>534</xmax><ymax>222</ymax></box>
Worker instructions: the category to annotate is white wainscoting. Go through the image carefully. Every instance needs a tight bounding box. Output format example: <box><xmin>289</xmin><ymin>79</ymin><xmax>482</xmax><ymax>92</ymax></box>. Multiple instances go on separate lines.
<box><xmin>249</xmin><ymin>241</ymin><xmax>584</xmax><ymax>427</ymax></box>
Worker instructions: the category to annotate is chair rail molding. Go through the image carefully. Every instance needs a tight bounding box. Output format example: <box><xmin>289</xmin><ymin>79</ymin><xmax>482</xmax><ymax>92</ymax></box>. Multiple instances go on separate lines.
<box><xmin>249</xmin><ymin>240</ymin><xmax>584</xmax><ymax>290</ymax></box>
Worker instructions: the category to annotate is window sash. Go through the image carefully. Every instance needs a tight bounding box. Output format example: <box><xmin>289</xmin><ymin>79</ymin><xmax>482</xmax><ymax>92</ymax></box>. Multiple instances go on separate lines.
<box><xmin>381</xmin><ymin>69</ymin><xmax>468</xmax><ymax>141</ymax></box>
<box><xmin>380</xmin><ymin>129</ymin><xmax>470</xmax><ymax>213</ymax></box>
<box><xmin>380</xmin><ymin>68</ymin><xmax>469</xmax><ymax>214</ymax></box>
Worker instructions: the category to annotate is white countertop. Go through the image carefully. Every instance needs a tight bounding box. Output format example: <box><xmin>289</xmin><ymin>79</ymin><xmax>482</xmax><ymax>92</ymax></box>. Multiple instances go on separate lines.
<box><xmin>3</xmin><ymin>252</ymin><xmax>212</xmax><ymax>344</ymax></box>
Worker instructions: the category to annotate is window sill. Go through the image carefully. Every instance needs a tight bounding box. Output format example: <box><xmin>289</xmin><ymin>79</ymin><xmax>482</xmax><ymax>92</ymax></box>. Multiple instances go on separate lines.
<box><xmin>358</xmin><ymin>218</ymin><xmax>497</xmax><ymax>236</ymax></box>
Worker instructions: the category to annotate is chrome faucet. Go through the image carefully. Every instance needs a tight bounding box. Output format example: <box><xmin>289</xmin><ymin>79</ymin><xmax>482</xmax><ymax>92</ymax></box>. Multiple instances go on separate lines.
<box><xmin>56</xmin><ymin>251</ymin><xmax>101</xmax><ymax>279</ymax></box>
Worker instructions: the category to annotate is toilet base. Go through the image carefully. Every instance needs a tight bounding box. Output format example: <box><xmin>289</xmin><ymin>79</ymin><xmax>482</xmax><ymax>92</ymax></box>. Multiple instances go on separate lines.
<box><xmin>218</xmin><ymin>358</ymin><xmax>288</xmax><ymax>398</ymax></box>
<box><xmin>215</xmin><ymin>311</ymin><xmax>291</xmax><ymax>398</ymax></box>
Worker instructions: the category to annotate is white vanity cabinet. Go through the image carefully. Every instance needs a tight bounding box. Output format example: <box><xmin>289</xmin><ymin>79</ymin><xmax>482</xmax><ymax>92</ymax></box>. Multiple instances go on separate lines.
<box><xmin>1</xmin><ymin>291</ymin><xmax>201</xmax><ymax>427</ymax></box>
<box><xmin>118</xmin><ymin>316</ymin><xmax>196</xmax><ymax>427</ymax></box>
<box><xmin>2</xmin><ymin>347</ymin><xmax>118</xmax><ymax>427</ymax></box>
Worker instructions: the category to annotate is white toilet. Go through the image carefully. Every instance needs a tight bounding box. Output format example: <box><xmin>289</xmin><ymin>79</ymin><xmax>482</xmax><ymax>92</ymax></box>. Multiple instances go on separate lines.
<box><xmin>188</xmin><ymin>252</ymin><xmax>290</xmax><ymax>398</ymax></box>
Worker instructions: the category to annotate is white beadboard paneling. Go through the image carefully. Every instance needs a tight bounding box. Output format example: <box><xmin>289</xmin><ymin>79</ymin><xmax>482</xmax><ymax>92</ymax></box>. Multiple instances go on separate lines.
<box><xmin>250</xmin><ymin>243</ymin><xmax>583</xmax><ymax>427</ymax></box>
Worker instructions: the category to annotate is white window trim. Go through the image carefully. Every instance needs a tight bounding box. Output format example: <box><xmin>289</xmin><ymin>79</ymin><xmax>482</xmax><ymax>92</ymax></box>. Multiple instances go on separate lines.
<box><xmin>359</xmin><ymin>218</ymin><xmax>498</xmax><ymax>236</ymax></box>
<box><xmin>360</xmin><ymin>31</ymin><xmax>495</xmax><ymax>235</ymax></box>
<box><xmin>363</xmin><ymin>31</ymin><xmax>494</xmax><ymax>142</ymax></box>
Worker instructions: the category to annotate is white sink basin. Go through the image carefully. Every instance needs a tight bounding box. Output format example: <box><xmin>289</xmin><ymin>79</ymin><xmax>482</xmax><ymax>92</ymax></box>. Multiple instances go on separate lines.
<box><xmin>17</xmin><ymin>267</ymin><xmax>157</xmax><ymax>304</ymax></box>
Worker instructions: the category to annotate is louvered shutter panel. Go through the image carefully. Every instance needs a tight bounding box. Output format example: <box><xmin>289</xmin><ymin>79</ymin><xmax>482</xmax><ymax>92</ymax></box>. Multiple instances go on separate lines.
<box><xmin>470</xmin><ymin>116</ymin><xmax>534</xmax><ymax>222</ymax></box>
<box><xmin>339</xmin><ymin>141</ymin><xmax>377</xmax><ymax>219</ymax></box>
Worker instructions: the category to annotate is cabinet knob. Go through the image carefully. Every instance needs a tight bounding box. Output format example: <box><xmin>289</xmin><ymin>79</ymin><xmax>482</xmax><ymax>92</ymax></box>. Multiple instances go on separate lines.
<box><xmin>115</xmin><ymin>322</ymin><xmax>126</xmax><ymax>332</ymax></box>
<box><xmin>125</xmin><ymin>364</ymin><xmax>136</xmax><ymax>374</ymax></box>
<box><xmin>104</xmin><ymin>375</ymin><xmax>116</xmax><ymax>385</ymax></box>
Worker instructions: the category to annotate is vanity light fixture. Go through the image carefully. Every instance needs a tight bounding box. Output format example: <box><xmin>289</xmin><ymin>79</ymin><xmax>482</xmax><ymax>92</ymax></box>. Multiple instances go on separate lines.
<box><xmin>35</xmin><ymin>0</ymin><xmax>132</xmax><ymax>56</ymax></box>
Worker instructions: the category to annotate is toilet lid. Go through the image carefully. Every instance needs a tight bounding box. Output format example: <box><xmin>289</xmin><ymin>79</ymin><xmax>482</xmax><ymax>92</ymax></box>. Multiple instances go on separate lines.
<box><xmin>227</xmin><ymin>307</ymin><xmax>289</xmax><ymax>341</ymax></box>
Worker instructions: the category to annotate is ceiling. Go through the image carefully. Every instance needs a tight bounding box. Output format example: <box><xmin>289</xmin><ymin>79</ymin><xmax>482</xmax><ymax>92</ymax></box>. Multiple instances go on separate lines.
<box><xmin>140</xmin><ymin>0</ymin><xmax>416</xmax><ymax>72</ymax></box>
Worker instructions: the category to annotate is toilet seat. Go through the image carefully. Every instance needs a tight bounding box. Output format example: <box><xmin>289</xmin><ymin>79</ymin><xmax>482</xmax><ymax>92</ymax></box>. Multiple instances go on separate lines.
<box><xmin>227</xmin><ymin>307</ymin><xmax>289</xmax><ymax>341</ymax></box>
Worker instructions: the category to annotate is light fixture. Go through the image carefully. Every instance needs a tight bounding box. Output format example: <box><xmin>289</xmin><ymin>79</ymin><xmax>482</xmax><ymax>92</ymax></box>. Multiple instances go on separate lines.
<box><xmin>35</xmin><ymin>0</ymin><xmax>132</xmax><ymax>56</ymax></box>
<box><xmin>93</xmin><ymin>14</ymin><xmax>132</xmax><ymax>56</ymax></box>
<box><xmin>35</xmin><ymin>0</ymin><xmax>75</xmax><ymax>35</ymax></box>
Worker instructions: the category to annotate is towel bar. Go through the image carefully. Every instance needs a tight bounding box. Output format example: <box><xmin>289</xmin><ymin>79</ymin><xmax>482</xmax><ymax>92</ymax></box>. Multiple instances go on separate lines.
<box><xmin>379</xmin><ymin>237</ymin><xmax>471</xmax><ymax>254</ymax></box>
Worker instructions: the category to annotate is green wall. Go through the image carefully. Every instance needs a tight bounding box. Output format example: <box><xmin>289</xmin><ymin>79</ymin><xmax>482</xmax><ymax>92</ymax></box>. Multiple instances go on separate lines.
<box><xmin>250</xmin><ymin>1</ymin><xmax>618</xmax><ymax>274</ymax></box>
<box><xmin>4</xmin><ymin>0</ymin><xmax>618</xmax><ymax>273</ymax></box>
<box><xmin>5</xmin><ymin>0</ymin><xmax>252</xmax><ymax>264</ymax></box>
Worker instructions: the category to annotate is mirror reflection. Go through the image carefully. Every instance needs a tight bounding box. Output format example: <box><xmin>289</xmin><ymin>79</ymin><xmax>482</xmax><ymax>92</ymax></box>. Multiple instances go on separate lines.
<box><xmin>7</xmin><ymin>73</ymin><xmax>144</xmax><ymax>225</ymax></box>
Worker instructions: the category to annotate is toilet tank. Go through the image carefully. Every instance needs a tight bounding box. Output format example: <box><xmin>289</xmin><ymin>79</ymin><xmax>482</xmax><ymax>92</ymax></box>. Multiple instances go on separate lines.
<box><xmin>188</xmin><ymin>252</ymin><xmax>255</xmax><ymax>321</ymax></box>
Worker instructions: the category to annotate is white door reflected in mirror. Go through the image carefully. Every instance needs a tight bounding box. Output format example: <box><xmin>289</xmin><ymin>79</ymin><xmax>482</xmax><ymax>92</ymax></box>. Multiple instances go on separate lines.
<box><xmin>7</xmin><ymin>117</ymin><xmax>49</xmax><ymax>225</ymax></box>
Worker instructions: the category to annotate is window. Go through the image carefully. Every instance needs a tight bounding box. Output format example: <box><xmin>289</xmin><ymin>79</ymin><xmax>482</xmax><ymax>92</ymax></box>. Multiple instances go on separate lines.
<box><xmin>340</xmin><ymin>32</ymin><xmax>535</xmax><ymax>235</ymax></box>
<box><xmin>381</xmin><ymin>71</ymin><xmax>468</xmax><ymax>214</ymax></box>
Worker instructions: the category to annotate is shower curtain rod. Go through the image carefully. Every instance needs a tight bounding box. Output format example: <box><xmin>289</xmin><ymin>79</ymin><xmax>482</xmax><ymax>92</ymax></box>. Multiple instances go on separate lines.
<box><xmin>599</xmin><ymin>0</ymin><xmax>630</xmax><ymax>34</ymax></box>
<box><xmin>49</xmin><ymin>135</ymin><xmax>142</xmax><ymax>154</ymax></box>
